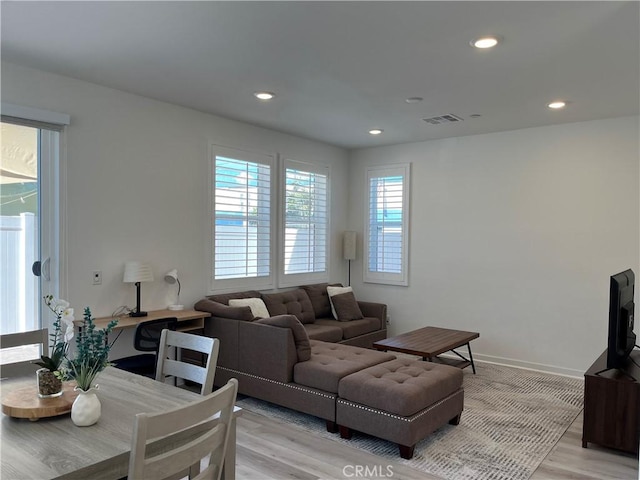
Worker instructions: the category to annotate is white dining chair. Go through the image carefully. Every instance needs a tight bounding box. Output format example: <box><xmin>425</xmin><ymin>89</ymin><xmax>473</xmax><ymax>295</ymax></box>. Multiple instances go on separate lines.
<box><xmin>128</xmin><ymin>378</ymin><xmax>238</xmax><ymax>480</ymax></box>
<box><xmin>0</xmin><ymin>329</ymin><xmax>49</xmax><ymax>378</ymax></box>
<box><xmin>155</xmin><ymin>330</ymin><xmax>219</xmax><ymax>395</ymax></box>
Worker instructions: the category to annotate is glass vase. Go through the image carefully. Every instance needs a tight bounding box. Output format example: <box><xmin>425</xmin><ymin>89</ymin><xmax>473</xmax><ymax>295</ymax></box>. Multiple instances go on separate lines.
<box><xmin>36</xmin><ymin>368</ymin><xmax>63</xmax><ymax>398</ymax></box>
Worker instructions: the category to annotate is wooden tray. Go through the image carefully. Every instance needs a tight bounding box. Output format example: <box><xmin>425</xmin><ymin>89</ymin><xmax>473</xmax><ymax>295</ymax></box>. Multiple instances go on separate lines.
<box><xmin>2</xmin><ymin>382</ymin><xmax>79</xmax><ymax>421</ymax></box>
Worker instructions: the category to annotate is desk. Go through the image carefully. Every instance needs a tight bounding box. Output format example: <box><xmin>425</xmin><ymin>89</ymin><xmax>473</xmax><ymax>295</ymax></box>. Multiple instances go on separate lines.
<box><xmin>77</xmin><ymin>309</ymin><xmax>211</xmax><ymax>333</ymax></box>
<box><xmin>1</xmin><ymin>367</ymin><xmax>241</xmax><ymax>479</ymax></box>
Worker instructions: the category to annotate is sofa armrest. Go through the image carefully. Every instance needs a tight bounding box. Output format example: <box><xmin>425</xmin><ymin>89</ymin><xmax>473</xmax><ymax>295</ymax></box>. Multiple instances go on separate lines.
<box><xmin>238</xmin><ymin>321</ymin><xmax>298</xmax><ymax>383</ymax></box>
<box><xmin>195</xmin><ymin>298</ymin><xmax>254</xmax><ymax>321</ymax></box>
<box><xmin>357</xmin><ymin>301</ymin><xmax>387</xmax><ymax>324</ymax></box>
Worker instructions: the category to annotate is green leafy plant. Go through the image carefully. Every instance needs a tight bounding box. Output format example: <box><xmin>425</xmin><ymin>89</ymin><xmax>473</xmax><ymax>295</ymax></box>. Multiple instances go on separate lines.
<box><xmin>35</xmin><ymin>295</ymin><xmax>75</xmax><ymax>372</ymax></box>
<box><xmin>65</xmin><ymin>307</ymin><xmax>118</xmax><ymax>391</ymax></box>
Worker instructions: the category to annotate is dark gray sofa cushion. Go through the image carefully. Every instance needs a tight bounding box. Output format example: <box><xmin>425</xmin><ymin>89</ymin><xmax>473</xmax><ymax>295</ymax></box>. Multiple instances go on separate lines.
<box><xmin>304</xmin><ymin>323</ymin><xmax>343</xmax><ymax>342</ymax></box>
<box><xmin>331</xmin><ymin>291</ymin><xmax>364</xmax><ymax>321</ymax></box>
<box><xmin>314</xmin><ymin>317</ymin><xmax>380</xmax><ymax>339</ymax></box>
<box><xmin>262</xmin><ymin>289</ymin><xmax>315</xmax><ymax>324</ymax></box>
<box><xmin>294</xmin><ymin>340</ymin><xmax>395</xmax><ymax>393</ymax></box>
<box><xmin>301</xmin><ymin>283</ymin><xmax>341</xmax><ymax>319</ymax></box>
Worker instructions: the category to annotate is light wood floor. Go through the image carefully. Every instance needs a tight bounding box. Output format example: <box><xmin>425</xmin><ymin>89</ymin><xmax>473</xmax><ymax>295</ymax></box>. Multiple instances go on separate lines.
<box><xmin>234</xmin><ymin>408</ymin><xmax>639</xmax><ymax>480</ymax></box>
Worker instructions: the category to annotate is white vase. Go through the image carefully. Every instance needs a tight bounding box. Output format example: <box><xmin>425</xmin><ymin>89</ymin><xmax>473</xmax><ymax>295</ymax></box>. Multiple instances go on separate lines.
<box><xmin>71</xmin><ymin>385</ymin><xmax>101</xmax><ymax>426</ymax></box>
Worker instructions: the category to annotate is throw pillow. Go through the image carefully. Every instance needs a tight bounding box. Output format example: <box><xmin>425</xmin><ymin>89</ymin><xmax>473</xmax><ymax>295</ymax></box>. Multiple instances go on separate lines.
<box><xmin>331</xmin><ymin>291</ymin><xmax>364</xmax><ymax>321</ymax></box>
<box><xmin>229</xmin><ymin>298</ymin><xmax>270</xmax><ymax>319</ymax></box>
<box><xmin>327</xmin><ymin>286</ymin><xmax>363</xmax><ymax>321</ymax></box>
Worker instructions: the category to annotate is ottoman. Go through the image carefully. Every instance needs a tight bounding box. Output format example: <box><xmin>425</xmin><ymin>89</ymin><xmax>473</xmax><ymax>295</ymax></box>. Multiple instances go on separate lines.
<box><xmin>294</xmin><ymin>340</ymin><xmax>395</xmax><ymax>431</ymax></box>
<box><xmin>336</xmin><ymin>357</ymin><xmax>464</xmax><ymax>459</ymax></box>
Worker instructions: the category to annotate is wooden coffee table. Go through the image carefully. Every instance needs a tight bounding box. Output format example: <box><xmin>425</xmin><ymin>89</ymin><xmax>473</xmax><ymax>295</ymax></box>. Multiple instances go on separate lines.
<box><xmin>373</xmin><ymin>326</ymin><xmax>480</xmax><ymax>373</ymax></box>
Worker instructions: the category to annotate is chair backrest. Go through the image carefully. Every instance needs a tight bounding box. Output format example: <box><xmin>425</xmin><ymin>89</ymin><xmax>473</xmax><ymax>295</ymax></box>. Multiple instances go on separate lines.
<box><xmin>0</xmin><ymin>329</ymin><xmax>49</xmax><ymax>378</ymax></box>
<box><xmin>134</xmin><ymin>317</ymin><xmax>178</xmax><ymax>352</ymax></box>
<box><xmin>155</xmin><ymin>330</ymin><xmax>219</xmax><ymax>396</ymax></box>
<box><xmin>128</xmin><ymin>378</ymin><xmax>238</xmax><ymax>480</ymax></box>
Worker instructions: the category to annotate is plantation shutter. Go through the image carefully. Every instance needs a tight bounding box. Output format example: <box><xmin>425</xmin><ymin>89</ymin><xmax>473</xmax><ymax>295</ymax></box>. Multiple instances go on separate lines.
<box><xmin>280</xmin><ymin>159</ymin><xmax>329</xmax><ymax>286</ymax></box>
<box><xmin>211</xmin><ymin>146</ymin><xmax>274</xmax><ymax>291</ymax></box>
<box><xmin>365</xmin><ymin>164</ymin><xmax>410</xmax><ymax>286</ymax></box>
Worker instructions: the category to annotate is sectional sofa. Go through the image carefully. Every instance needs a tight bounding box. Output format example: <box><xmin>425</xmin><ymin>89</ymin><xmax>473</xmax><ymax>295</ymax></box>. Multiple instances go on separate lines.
<box><xmin>195</xmin><ymin>283</ymin><xmax>464</xmax><ymax>458</ymax></box>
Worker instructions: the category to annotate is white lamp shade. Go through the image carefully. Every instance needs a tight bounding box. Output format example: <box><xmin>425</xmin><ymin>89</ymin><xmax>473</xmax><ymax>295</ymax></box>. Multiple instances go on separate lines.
<box><xmin>343</xmin><ymin>231</ymin><xmax>357</xmax><ymax>261</ymax></box>
<box><xmin>164</xmin><ymin>269</ymin><xmax>179</xmax><ymax>284</ymax></box>
<box><xmin>123</xmin><ymin>262</ymin><xmax>154</xmax><ymax>283</ymax></box>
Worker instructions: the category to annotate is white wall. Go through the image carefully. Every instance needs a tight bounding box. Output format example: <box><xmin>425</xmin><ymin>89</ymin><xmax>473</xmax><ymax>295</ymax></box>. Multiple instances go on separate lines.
<box><xmin>1</xmin><ymin>61</ymin><xmax>350</xmax><ymax>357</ymax></box>
<box><xmin>348</xmin><ymin>117</ymin><xmax>640</xmax><ymax>376</ymax></box>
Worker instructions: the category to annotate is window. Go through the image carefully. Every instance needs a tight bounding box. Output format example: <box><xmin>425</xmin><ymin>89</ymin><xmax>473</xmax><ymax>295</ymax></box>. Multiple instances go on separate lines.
<box><xmin>365</xmin><ymin>164</ymin><xmax>410</xmax><ymax>286</ymax></box>
<box><xmin>210</xmin><ymin>145</ymin><xmax>275</xmax><ymax>292</ymax></box>
<box><xmin>280</xmin><ymin>160</ymin><xmax>329</xmax><ymax>286</ymax></box>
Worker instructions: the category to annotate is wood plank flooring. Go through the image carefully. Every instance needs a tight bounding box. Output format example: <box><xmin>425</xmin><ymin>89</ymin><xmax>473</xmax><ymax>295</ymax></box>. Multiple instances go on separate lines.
<box><xmin>235</xmin><ymin>408</ymin><xmax>639</xmax><ymax>480</ymax></box>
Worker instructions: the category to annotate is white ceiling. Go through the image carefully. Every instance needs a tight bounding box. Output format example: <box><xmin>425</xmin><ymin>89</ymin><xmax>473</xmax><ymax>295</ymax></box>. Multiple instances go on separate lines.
<box><xmin>1</xmin><ymin>1</ymin><xmax>638</xmax><ymax>149</ymax></box>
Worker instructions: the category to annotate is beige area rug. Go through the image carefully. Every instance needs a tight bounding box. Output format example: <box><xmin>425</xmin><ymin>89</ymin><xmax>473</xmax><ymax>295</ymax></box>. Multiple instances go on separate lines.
<box><xmin>236</xmin><ymin>362</ymin><xmax>584</xmax><ymax>480</ymax></box>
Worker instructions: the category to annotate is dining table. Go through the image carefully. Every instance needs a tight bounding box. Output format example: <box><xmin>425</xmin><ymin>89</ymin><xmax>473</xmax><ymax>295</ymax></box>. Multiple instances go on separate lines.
<box><xmin>0</xmin><ymin>367</ymin><xmax>241</xmax><ymax>480</ymax></box>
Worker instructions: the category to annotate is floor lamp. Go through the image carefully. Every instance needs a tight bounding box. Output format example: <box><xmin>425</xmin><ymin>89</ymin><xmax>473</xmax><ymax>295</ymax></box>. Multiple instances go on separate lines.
<box><xmin>343</xmin><ymin>231</ymin><xmax>357</xmax><ymax>286</ymax></box>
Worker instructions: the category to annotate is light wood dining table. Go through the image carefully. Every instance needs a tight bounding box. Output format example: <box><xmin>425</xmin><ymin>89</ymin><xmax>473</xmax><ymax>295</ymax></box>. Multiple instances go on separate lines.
<box><xmin>1</xmin><ymin>367</ymin><xmax>241</xmax><ymax>480</ymax></box>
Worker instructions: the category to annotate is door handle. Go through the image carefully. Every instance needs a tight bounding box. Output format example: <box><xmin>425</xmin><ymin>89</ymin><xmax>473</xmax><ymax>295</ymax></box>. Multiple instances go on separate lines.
<box><xmin>32</xmin><ymin>261</ymin><xmax>41</xmax><ymax>276</ymax></box>
<box><xmin>32</xmin><ymin>258</ymin><xmax>50</xmax><ymax>280</ymax></box>
<box><xmin>42</xmin><ymin>258</ymin><xmax>50</xmax><ymax>281</ymax></box>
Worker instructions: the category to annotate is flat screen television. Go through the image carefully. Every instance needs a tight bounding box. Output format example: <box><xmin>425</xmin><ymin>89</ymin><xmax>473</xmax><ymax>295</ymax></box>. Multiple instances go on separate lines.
<box><xmin>607</xmin><ymin>269</ymin><xmax>636</xmax><ymax>370</ymax></box>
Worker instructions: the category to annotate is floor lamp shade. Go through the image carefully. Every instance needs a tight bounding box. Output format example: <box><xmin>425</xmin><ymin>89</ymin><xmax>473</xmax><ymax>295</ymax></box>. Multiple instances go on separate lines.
<box><xmin>123</xmin><ymin>262</ymin><xmax>154</xmax><ymax>317</ymax></box>
<box><xmin>343</xmin><ymin>231</ymin><xmax>357</xmax><ymax>261</ymax></box>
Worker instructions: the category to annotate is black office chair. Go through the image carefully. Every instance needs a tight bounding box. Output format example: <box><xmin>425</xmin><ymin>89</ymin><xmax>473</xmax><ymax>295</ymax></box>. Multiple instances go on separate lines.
<box><xmin>112</xmin><ymin>317</ymin><xmax>178</xmax><ymax>378</ymax></box>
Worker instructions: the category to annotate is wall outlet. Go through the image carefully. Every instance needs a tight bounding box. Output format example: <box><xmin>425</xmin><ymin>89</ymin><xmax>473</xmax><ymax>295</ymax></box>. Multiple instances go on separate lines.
<box><xmin>386</xmin><ymin>315</ymin><xmax>390</xmax><ymax>325</ymax></box>
<box><xmin>92</xmin><ymin>270</ymin><xmax>102</xmax><ymax>285</ymax></box>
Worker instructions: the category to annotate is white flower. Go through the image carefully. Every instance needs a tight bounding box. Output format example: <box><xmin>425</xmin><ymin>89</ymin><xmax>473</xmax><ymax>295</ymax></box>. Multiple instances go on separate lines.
<box><xmin>54</xmin><ymin>299</ymin><xmax>70</xmax><ymax>315</ymax></box>
<box><xmin>61</xmin><ymin>307</ymin><xmax>75</xmax><ymax>342</ymax></box>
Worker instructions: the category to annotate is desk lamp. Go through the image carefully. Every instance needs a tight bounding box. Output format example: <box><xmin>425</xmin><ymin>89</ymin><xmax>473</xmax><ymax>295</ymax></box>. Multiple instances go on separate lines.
<box><xmin>123</xmin><ymin>261</ymin><xmax>154</xmax><ymax>317</ymax></box>
<box><xmin>164</xmin><ymin>269</ymin><xmax>184</xmax><ymax>311</ymax></box>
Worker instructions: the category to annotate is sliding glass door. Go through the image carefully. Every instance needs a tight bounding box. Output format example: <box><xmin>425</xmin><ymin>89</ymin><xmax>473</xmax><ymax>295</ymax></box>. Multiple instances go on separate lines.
<box><xmin>1</xmin><ymin>120</ymin><xmax>60</xmax><ymax>335</ymax></box>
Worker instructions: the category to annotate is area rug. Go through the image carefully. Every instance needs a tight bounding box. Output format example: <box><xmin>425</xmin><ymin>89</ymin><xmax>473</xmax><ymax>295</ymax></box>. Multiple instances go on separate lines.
<box><xmin>236</xmin><ymin>362</ymin><xmax>584</xmax><ymax>480</ymax></box>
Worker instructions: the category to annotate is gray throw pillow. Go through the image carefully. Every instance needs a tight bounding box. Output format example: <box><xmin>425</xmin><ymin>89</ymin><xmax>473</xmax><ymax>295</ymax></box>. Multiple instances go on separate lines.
<box><xmin>331</xmin><ymin>291</ymin><xmax>364</xmax><ymax>321</ymax></box>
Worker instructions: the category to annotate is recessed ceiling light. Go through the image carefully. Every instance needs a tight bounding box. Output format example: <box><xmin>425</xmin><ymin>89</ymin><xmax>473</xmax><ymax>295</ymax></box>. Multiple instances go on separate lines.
<box><xmin>405</xmin><ymin>97</ymin><xmax>423</xmax><ymax>104</ymax></box>
<box><xmin>547</xmin><ymin>101</ymin><xmax>567</xmax><ymax>110</ymax></box>
<box><xmin>369</xmin><ymin>129</ymin><xmax>383</xmax><ymax>135</ymax></box>
<box><xmin>471</xmin><ymin>36</ymin><xmax>501</xmax><ymax>49</ymax></box>
<box><xmin>254</xmin><ymin>91</ymin><xmax>275</xmax><ymax>100</ymax></box>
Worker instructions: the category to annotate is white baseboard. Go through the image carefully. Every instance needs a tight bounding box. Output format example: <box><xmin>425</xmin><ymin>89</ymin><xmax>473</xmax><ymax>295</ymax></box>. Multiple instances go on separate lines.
<box><xmin>439</xmin><ymin>352</ymin><xmax>584</xmax><ymax>379</ymax></box>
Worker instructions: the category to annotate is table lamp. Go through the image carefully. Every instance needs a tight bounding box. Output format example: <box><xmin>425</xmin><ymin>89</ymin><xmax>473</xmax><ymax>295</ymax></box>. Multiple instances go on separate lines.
<box><xmin>123</xmin><ymin>261</ymin><xmax>154</xmax><ymax>317</ymax></box>
<box><xmin>164</xmin><ymin>269</ymin><xmax>184</xmax><ymax>311</ymax></box>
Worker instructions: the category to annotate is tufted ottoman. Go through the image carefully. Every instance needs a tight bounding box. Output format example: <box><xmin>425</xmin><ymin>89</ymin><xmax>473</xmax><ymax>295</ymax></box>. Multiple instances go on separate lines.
<box><xmin>336</xmin><ymin>357</ymin><xmax>464</xmax><ymax>459</ymax></box>
<box><xmin>293</xmin><ymin>340</ymin><xmax>395</xmax><ymax>430</ymax></box>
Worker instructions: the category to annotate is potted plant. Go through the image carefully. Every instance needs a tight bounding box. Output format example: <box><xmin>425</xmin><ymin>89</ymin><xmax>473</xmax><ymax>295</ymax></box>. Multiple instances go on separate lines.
<box><xmin>65</xmin><ymin>307</ymin><xmax>118</xmax><ymax>426</ymax></box>
<box><xmin>34</xmin><ymin>295</ymin><xmax>74</xmax><ymax>398</ymax></box>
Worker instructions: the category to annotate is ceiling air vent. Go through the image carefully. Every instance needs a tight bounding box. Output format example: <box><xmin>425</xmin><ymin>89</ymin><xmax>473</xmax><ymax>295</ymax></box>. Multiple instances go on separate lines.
<box><xmin>422</xmin><ymin>114</ymin><xmax>464</xmax><ymax>125</ymax></box>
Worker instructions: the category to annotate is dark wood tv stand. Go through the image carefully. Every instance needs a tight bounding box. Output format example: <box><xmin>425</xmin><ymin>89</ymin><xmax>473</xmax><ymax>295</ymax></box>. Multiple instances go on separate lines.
<box><xmin>582</xmin><ymin>348</ymin><xmax>640</xmax><ymax>454</ymax></box>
